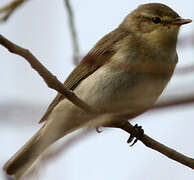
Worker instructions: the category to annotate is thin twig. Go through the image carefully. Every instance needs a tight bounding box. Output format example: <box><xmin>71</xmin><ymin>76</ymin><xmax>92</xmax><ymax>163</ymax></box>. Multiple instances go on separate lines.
<box><xmin>0</xmin><ymin>34</ymin><xmax>96</xmax><ymax>114</ymax></box>
<box><xmin>116</xmin><ymin>121</ymin><xmax>194</xmax><ymax>169</ymax></box>
<box><xmin>0</xmin><ymin>0</ymin><xmax>26</xmax><ymax>22</ymax></box>
<box><xmin>64</xmin><ymin>0</ymin><xmax>80</xmax><ymax>65</ymax></box>
<box><xmin>0</xmin><ymin>34</ymin><xmax>193</xmax><ymax>169</ymax></box>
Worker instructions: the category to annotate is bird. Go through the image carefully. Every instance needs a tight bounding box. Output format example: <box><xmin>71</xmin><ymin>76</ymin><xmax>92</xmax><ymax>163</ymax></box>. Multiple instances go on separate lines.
<box><xmin>3</xmin><ymin>3</ymin><xmax>192</xmax><ymax>179</ymax></box>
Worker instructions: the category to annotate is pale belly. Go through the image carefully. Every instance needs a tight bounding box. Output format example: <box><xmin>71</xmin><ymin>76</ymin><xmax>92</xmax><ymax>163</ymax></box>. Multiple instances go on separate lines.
<box><xmin>46</xmin><ymin>62</ymin><xmax>173</xmax><ymax>133</ymax></box>
<box><xmin>74</xmin><ymin>65</ymin><xmax>171</xmax><ymax>115</ymax></box>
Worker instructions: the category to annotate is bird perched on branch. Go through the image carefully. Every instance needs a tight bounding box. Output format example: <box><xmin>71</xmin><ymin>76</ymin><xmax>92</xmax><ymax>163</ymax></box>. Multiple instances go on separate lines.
<box><xmin>3</xmin><ymin>3</ymin><xmax>191</xmax><ymax>179</ymax></box>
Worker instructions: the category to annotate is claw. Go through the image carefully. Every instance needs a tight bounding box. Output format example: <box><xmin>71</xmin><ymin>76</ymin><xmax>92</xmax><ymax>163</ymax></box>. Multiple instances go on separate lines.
<box><xmin>127</xmin><ymin>134</ymin><xmax>135</xmax><ymax>143</ymax></box>
<box><xmin>130</xmin><ymin>138</ymin><xmax>138</xmax><ymax>147</ymax></box>
<box><xmin>96</xmin><ymin>127</ymin><xmax>103</xmax><ymax>133</ymax></box>
<box><xmin>127</xmin><ymin>124</ymin><xmax>144</xmax><ymax>147</ymax></box>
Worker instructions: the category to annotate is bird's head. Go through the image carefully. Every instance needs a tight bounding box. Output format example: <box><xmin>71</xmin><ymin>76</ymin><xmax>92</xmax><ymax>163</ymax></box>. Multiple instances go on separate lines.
<box><xmin>120</xmin><ymin>3</ymin><xmax>192</xmax><ymax>47</ymax></box>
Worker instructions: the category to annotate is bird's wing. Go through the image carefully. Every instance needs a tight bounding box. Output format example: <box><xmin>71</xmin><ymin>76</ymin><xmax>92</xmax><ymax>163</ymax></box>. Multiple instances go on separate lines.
<box><xmin>39</xmin><ymin>29</ymin><xmax>129</xmax><ymax>123</ymax></box>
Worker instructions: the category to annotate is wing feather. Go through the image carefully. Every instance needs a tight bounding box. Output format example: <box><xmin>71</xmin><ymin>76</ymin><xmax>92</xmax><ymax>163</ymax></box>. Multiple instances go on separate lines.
<box><xmin>39</xmin><ymin>28</ymin><xmax>129</xmax><ymax>123</ymax></box>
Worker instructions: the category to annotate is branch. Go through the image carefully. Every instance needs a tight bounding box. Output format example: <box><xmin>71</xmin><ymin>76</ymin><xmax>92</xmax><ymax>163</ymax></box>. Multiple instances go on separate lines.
<box><xmin>0</xmin><ymin>34</ymin><xmax>193</xmax><ymax>170</ymax></box>
<box><xmin>0</xmin><ymin>0</ymin><xmax>26</xmax><ymax>22</ymax></box>
<box><xmin>64</xmin><ymin>0</ymin><xmax>80</xmax><ymax>65</ymax></box>
<box><xmin>116</xmin><ymin>121</ymin><xmax>194</xmax><ymax>169</ymax></box>
<box><xmin>0</xmin><ymin>34</ymin><xmax>96</xmax><ymax>114</ymax></box>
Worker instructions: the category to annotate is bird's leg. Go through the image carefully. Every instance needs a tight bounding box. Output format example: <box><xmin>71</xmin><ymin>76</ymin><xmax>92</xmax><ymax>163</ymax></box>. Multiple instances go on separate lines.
<box><xmin>105</xmin><ymin>121</ymin><xmax>144</xmax><ymax>146</ymax></box>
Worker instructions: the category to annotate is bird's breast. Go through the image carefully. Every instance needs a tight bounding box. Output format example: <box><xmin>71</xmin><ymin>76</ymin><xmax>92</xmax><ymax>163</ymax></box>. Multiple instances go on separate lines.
<box><xmin>74</xmin><ymin>61</ymin><xmax>174</xmax><ymax>115</ymax></box>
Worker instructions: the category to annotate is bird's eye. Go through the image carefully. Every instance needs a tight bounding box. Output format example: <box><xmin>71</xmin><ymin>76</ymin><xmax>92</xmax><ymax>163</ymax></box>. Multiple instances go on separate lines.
<box><xmin>152</xmin><ymin>17</ymin><xmax>161</xmax><ymax>24</ymax></box>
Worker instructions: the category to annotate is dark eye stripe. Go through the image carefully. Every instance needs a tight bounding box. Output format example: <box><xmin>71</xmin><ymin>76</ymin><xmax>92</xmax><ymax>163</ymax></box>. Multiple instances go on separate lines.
<box><xmin>136</xmin><ymin>15</ymin><xmax>172</xmax><ymax>25</ymax></box>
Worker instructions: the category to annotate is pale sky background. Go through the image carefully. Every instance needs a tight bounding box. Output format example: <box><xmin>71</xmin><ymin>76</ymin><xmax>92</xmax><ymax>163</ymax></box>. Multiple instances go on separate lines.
<box><xmin>0</xmin><ymin>0</ymin><xmax>194</xmax><ymax>180</ymax></box>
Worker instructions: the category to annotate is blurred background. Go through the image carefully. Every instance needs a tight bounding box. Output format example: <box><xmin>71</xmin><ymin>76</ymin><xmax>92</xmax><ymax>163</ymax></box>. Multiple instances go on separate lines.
<box><xmin>0</xmin><ymin>0</ymin><xmax>194</xmax><ymax>179</ymax></box>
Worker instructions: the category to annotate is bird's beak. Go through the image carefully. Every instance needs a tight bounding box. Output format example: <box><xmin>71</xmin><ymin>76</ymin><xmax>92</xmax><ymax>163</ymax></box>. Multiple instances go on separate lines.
<box><xmin>172</xmin><ymin>18</ymin><xmax>192</xmax><ymax>26</ymax></box>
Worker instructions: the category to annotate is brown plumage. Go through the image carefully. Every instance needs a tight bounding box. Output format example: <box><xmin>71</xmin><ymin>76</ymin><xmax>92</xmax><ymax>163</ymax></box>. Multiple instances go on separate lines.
<box><xmin>39</xmin><ymin>28</ymin><xmax>129</xmax><ymax>123</ymax></box>
<box><xmin>3</xmin><ymin>3</ymin><xmax>191</xmax><ymax>179</ymax></box>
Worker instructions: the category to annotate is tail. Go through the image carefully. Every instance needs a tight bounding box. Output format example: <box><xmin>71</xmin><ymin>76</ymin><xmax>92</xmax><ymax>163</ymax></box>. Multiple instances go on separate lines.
<box><xmin>3</xmin><ymin>124</ymin><xmax>56</xmax><ymax>179</ymax></box>
<box><xmin>3</xmin><ymin>99</ymin><xmax>90</xmax><ymax>179</ymax></box>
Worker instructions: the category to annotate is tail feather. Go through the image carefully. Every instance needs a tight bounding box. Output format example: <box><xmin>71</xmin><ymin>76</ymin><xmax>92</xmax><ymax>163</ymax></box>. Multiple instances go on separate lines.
<box><xmin>3</xmin><ymin>99</ymin><xmax>89</xmax><ymax>179</ymax></box>
<box><xmin>3</xmin><ymin>125</ymin><xmax>54</xmax><ymax>179</ymax></box>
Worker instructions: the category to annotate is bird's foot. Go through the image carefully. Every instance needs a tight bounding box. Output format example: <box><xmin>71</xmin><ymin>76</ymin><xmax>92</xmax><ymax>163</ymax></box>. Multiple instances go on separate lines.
<box><xmin>127</xmin><ymin>124</ymin><xmax>144</xmax><ymax>147</ymax></box>
<box><xmin>96</xmin><ymin>126</ymin><xmax>103</xmax><ymax>133</ymax></box>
